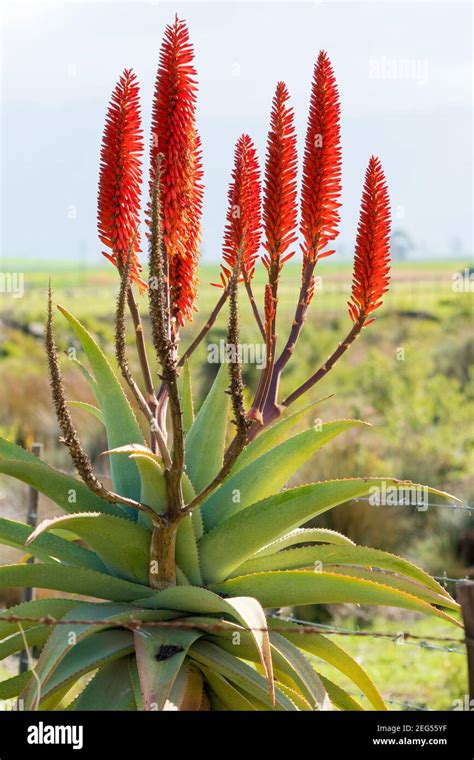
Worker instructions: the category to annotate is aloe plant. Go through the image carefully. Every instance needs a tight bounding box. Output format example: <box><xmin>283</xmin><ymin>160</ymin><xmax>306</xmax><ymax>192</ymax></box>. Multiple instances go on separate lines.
<box><xmin>0</xmin><ymin>16</ymin><xmax>460</xmax><ymax>711</ymax></box>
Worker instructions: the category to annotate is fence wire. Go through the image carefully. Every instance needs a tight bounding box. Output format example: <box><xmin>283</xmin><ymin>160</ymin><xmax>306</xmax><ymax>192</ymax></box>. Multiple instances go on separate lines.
<box><xmin>1</xmin><ymin>612</ymin><xmax>467</xmax><ymax>651</ymax></box>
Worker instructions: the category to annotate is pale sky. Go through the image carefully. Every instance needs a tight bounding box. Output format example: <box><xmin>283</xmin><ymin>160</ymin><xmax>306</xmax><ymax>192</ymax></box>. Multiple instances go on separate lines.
<box><xmin>0</xmin><ymin>0</ymin><xmax>472</xmax><ymax>264</ymax></box>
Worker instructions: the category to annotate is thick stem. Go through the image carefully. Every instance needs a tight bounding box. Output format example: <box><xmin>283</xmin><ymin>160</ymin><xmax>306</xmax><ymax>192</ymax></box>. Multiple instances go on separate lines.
<box><xmin>149</xmin><ymin>519</ymin><xmax>179</xmax><ymax>589</ymax></box>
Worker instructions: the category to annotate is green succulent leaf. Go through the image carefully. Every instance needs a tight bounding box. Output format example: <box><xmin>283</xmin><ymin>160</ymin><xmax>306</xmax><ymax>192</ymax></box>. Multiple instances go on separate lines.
<box><xmin>0</xmin><ymin>517</ymin><xmax>108</xmax><ymax>572</ymax></box>
<box><xmin>267</xmin><ymin>618</ymin><xmax>386</xmax><ymax>710</ymax></box>
<box><xmin>178</xmin><ymin>359</ymin><xmax>195</xmax><ymax>434</ymax></box>
<box><xmin>231</xmin><ymin>544</ymin><xmax>453</xmax><ymax>600</ymax></box>
<box><xmin>70</xmin><ymin>657</ymin><xmax>135</xmax><ymax>710</ymax></box>
<box><xmin>274</xmin><ymin>681</ymin><xmax>313</xmax><ymax>711</ymax></box>
<box><xmin>105</xmin><ymin>445</ymin><xmax>167</xmax><ymax>513</ymax></box>
<box><xmin>0</xmin><ymin>599</ymin><xmax>79</xmax><ymax>665</ymax></box>
<box><xmin>166</xmin><ymin>662</ymin><xmax>205</xmax><ymax>710</ymax></box>
<box><xmin>256</xmin><ymin>528</ymin><xmax>355</xmax><ymax>557</ymax></box>
<box><xmin>131</xmin><ymin>452</ymin><xmax>167</xmax><ymax>514</ymax></box>
<box><xmin>0</xmin><ymin>564</ymin><xmax>152</xmax><ymax>602</ymax></box>
<box><xmin>214</xmin><ymin>570</ymin><xmax>461</xmax><ymax>626</ymax></box>
<box><xmin>105</xmin><ymin>446</ymin><xmax>203</xmax><ymax>582</ymax></box>
<box><xmin>202</xmin><ymin>420</ymin><xmax>369</xmax><ymax>531</ymax></box>
<box><xmin>188</xmin><ymin>640</ymin><xmax>294</xmax><ymax>710</ymax></box>
<box><xmin>0</xmin><ymin>456</ymin><xmax>124</xmax><ymax>517</ymax></box>
<box><xmin>0</xmin><ymin>624</ymin><xmax>50</xmax><ymax>662</ymax></box>
<box><xmin>39</xmin><ymin>630</ymin><xmax>135</xmax><ymax>708</ymax></box>
<box><xmin>0</xmin><ymin>670</ymin><xmax>32</xmax><ymax>700</ymax></box>
<box><xmin>57</xmin><ymin>305</ymin><xmax>144</xmax><ymax>502</ymax></box>
<box><xmin>204</xmin><ymin>669</ymin><xmax>258</xmax><ymax>710</ymax></box>
<box><xmin>136</xmin><ymin>585</ymin><xmax>273</xmax><ymax>698</ymax></box>
<box><xmin>325</xmin><ymin>566</ymin><xmax>457</xmax><ymax>610</ymax></box>
<box><xmin>199</xmin><ymin>478</ymin><xmax>455</xmax><ymax>583</ymax></box>
<box><xmin>231</xmin><ymin>398</ymin><xmax>331</xmax><ymax>474</ymax></box>
<box><xmin>0</xmin><ymin>438</ymin><xmax>46</xmax><ymax>466</ymax></box>
<box><xmin>128</xmin><ymin>657</ymin><xmax>143</xmax><ymax>710</ymax></box>
<box><xmin>175</xmin><ymin>514</ymin><xmax>203</xmax><ymax>585</ymax></box>
<box><xmin>21</xmin><ymin>603</ymin><xmax>177</xmax><ymax>709</ymax></box>
<box><xmin>319</xmin><ymin>674</ymin><xmax>364</xmax><ymax>711</ymax></box>
<box><xmin>0</xmin><ymin>598</ymin><xmax>78</xmax><ymax>639</ymax></box>
<box><xmin>70</xmin><ymin>356</ymin><xmax>99</xmax><ymax>394</ymax></box>
<box><xmin>185</xmin><ymin>363</ymin><xmax>230</xmax><ymax>492</ymax></box>
<box><xmin>134</xmin><ymin>627</ymin><xmax>202</xmax><ymax>710</ymax></box>
<box><xmin>26</xmin><ymin>512</ymin><xmax>151</xmax><ymax>584</ymax></box>
<box><xmin>209</xmin><ymin>626</ymin><xmax>328</xmax><ymax>710</ymax></box>
<box><xmin>69</xmin><ymin>400</ymin><xmax>105</xmax><ymax>425</ymax></box>
<box><xmin>268</xmin><ymin>633</ymin><xmax>330</xmax><ymax>710</ymax></box>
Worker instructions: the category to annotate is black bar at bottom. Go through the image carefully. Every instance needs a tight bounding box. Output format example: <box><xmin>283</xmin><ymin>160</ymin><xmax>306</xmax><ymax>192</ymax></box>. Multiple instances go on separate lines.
<box><xmin>0</xmin><ymin>710</ymin><xmax>472</xmax><ymax>757</ymax></box>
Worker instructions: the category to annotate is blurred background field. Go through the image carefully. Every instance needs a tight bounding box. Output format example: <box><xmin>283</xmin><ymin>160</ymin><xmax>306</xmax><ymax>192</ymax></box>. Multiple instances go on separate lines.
<box><xmin>0</xmin><ymin>257</ymin><xmax>473</xmax><ymax>709</ymax></box>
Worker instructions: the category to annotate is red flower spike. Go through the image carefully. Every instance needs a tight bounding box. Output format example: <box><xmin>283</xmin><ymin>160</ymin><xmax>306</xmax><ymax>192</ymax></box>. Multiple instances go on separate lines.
<box><xmin>301</xmin><ymin>51</ymin><xmax>342</xmax><ymax>262</ymax></box>
<box><xmin>219</xmin><ymin>134</ymin><xmax>261</xmax><ymax>285</ymax></box>
<box><xmin>98</xmin><ymin>69</ymin><xmax>145</xmax><ymax>290</ymax></box>
<box><xmin>262</xmin><ymin>82</ymin><xmax>298</xmax><ymax>271</ymax></box>
<box><xmin>150</xmin><ymin>16</ymin><xmax>203</xmax><ymax>324</ymax></box>
<box><xmin>348</xmin><ymin>156</ymin><xmax>391</xmax><ymax>324</ymax></box>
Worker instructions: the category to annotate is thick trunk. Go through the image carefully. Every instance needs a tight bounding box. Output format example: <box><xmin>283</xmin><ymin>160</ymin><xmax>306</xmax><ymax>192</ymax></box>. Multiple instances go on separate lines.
<box><xmin>149</xmin><ymin>520</ymin><xmax>179</xmax><ymax>589</ymax></box>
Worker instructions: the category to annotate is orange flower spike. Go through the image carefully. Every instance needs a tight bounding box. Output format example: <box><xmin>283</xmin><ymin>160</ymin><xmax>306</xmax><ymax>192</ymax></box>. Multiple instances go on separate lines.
<box><xmin>220</xmin><ymin>134</ymin><xmax>261</xmax><ymax>285</ymax></box>
<box><xmin>262</xmin><ymin>82</ymin><xmax>298</xmax><ymax>272</ymax></box>
<box><xmin>348</xmin><ymin>156</ymin><xmax>391</xmax><ymax>325</ymax></box>
<box><xmin>150</xmin><ymin>16</ymin><xmax>203</xmax><ymax>324</ymax></box>
<box><xmin>97</xmin><ymin>69</ymin><xmax>145</xmax><ymax>289</ymax></box>
<box><xmin>301</xmin><ymin>51</ymin><xmax>342</xmax><ymax>262</ymax></box>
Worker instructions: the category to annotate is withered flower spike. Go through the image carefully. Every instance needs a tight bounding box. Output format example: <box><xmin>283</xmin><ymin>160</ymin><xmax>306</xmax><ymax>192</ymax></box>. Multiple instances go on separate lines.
<box><xmin>115</xmin><ymin>243</ymin><xmax>171</xmax><ymax>469</ymax></box>
<box><xmin>149</xmin><ymin>155</ymin><xmax>175</xmax><ymax>376</ymax></box>
<box><xmin>46</xmin><ymin>284</ymin><xmax>96</xmax><ymax>484</ymax></box>
<box><xmin>46</xmin><ymin>284</ymin><xmax>156</xmax><ymax>516</ymax></box>
<box><xmin>227</xmin><ymin>257</ymin><xmax>252</xmax><ymax>440</ymax></box>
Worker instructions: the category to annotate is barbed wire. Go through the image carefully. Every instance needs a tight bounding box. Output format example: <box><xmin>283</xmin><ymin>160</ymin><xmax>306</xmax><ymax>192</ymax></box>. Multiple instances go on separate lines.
<box><xmin>434</xmin><ymin>574</ymin><xmax>471</xmax><ymax>584</ymax></box>
<box><xmin>347</xmin><ymin>690</ymin><xmax>433</xmax><ymax>712</ymax></box>
<box><xmin>270</xmin><ymin>616</ymin><xmax>467</xmax><ymax>654</ymax></box>
<box><xmin>0</xmin><ymin>613</ymin><xmax>467</xmax><ymax>653</ymax></box>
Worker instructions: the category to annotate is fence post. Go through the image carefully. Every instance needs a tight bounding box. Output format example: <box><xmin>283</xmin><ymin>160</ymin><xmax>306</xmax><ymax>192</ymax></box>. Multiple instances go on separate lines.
<box><xmin>457</xmin><ymin>580</ymin><xmax>474</xmax><ymax>703</ymax></box>
<box><xmin>19</xmin><ymin>441</ymin><xmax>42</xmax><ymax>674</ymax></box>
